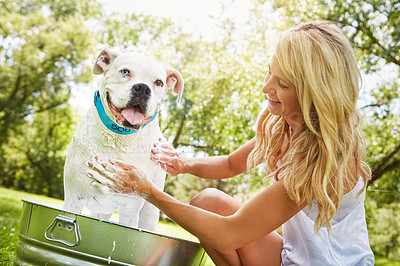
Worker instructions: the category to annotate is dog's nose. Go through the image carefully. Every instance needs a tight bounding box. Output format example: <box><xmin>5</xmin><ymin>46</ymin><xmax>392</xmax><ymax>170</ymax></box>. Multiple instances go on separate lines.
<box><xmin>132</xmin><ymin>83</ymin><xmax>151</xmax><ymax>97</ymax></box>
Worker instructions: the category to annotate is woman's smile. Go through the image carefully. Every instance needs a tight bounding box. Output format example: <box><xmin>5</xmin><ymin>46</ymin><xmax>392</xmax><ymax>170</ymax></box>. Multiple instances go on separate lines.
<box><xmin>268</xmin><ymin>97</ymin><xmax>281</xmax><ymax>104</ymax></box>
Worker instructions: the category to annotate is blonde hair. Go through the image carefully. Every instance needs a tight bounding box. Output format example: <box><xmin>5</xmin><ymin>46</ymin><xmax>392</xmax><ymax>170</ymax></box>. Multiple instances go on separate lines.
<box><xmin>248</xmin><ymin>21</ymin><xmax>371</xmax><ymax>233</ymax></box>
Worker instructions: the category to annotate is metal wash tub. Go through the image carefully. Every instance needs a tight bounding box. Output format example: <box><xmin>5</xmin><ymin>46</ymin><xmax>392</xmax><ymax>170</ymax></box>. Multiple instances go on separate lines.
<box><xmin>14</xmin><ymin>200</ymin><xmax>207</xmax><ymax>265</ymax></box>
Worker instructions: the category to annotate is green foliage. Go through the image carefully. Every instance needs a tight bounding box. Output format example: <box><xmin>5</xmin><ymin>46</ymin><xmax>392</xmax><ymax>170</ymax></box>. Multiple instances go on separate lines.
<box><xmin>363</xmin><ymin>113</ymin><xmax>400</xmax><ymax>205</ymax></box>
<box><xmin>366</xmin><ymin>201</ymin><xmax>400</xmax><ymax>259</ymax></box>
<box><xmin>1</xmin><ymin>105</ymin><xmax>79</xmax><ymax>199</ymax></box>
<box><xmin>0</xmin><ymin>0</ymin><xmax>96</xmax><ymax>142</ymax></box>
<box><xmin>0</xmin><ymin>0</ymin><xmax>98</xmax><ymax>197</ymax></box>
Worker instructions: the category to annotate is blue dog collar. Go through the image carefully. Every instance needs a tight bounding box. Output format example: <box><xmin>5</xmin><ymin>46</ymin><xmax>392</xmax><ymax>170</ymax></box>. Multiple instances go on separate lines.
<box><xmin>94</xmin><ymin>90</ymin><xmax>158</xmax><ymax>134</ymax></box>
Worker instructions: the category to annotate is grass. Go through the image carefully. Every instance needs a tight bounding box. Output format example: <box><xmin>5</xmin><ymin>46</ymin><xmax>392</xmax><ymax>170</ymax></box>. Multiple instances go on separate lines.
<box><xmin>0</xmin><ymin>187</ymin><xmax>63</xmax><ymax>265</ymax></box>
<box><xmin>375</xmin><ymin>256</ymin><xmax>400</xmax><ymax>266</ymax></box>
<box><xmin>0</xmin><ymin>187</ymin><xmax>213</xmax><ymax>265</ymax></box>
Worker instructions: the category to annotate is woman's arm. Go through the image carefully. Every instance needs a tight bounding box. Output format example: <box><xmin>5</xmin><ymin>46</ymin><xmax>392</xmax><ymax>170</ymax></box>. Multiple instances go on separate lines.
<box><xmin>87</xmin><ymin>156</ymin><xmax>305</xmax><ymax>254</ymax></box>
<box><xmin>147</xmin><ymin>178</ymin><xmax>304</xmax><ymax>253</ymax></box>
<box><xmin>151</xmin><ymin>138</ymin><xmax>255</xmax><ymax>179</ymax></box>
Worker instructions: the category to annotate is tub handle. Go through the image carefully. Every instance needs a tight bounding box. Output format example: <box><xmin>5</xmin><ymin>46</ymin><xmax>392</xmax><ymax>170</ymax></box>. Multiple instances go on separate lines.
<box><xmin>45</xmin><ymin>215</ymin><xmax>81</xmax><ymax>247</ymax></box>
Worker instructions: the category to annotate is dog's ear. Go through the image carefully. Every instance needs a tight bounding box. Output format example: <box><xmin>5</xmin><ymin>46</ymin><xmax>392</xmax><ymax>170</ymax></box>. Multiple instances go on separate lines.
<box><xmin>93</xmin><ymin>48</ymin><xmax>120</xmax><ymax>75</ymax></box>
<box><xmin>165</xmin><ymin>66</ymin><xmax>184</xmax><ymax>103</ymax></box>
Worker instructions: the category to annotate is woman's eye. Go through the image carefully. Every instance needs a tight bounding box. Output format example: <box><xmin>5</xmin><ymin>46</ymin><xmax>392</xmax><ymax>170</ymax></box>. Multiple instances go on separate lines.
<box><xmin>155</xmin><ymin>80</ymin><xmax>164</xmax><ymax>87</ymax></box>
<box><xmin>278</xmin><ymin>81</ymin><xmax>289</xmax><ymax>89</ymax></box>
<box><xmin>121</xmin><ymin>69</ymin><xmax>130</xmax><ymax>76</ymax></box>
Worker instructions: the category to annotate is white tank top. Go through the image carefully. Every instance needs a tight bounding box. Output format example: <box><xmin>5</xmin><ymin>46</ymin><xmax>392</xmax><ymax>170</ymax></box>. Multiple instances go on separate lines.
<box><xmin>281</xmin><ymin>178</ymin><xmax>374</xmax><ymax>265</ymax></box>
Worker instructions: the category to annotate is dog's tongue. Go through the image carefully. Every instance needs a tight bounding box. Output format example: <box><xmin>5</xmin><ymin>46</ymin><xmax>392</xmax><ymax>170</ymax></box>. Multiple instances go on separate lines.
<box><xmin>121</xmin><ymin>108</ymin><xmax>145</xmax><ymax>126</ymax></box>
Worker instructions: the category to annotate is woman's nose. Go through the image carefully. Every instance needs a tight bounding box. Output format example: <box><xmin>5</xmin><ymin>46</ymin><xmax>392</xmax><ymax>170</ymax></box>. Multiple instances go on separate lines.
<box><xmin>262</xmin><ymin>83</ymin><xmax>268</xmax><ymax>94</ymax></box>
<box><xmin>262</xmin><ymin>78</ymin><xmax>274</xmax><ymax>95</ymax></box>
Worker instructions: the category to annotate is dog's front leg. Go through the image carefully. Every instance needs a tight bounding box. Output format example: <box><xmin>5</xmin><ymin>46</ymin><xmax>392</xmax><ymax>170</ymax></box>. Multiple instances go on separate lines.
<box><xmin>137</xmin><ymin>166</ymin><xmax>166</xmax><ymax>231</ymax></box>
<box><xmin>138</xmin><ymin>202</ymin><xmax>160</xmax><ymax>231</ymax></box>
<box><xmin>63</xmin><ymin>196</ymin><xmax>86</xmax><ymax>214</ymax></box>
<box><xmin>118</xmin><ymin>196</ymin><xmax>146</xmax><ymax>228</ymax></box>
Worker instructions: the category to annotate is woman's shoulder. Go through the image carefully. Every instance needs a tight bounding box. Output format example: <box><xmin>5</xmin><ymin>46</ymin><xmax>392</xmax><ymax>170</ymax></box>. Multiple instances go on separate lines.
<box><xmin>343</xmin><ymin>158</ymin><xmax>360</xmax><ymax>195</ymax></box>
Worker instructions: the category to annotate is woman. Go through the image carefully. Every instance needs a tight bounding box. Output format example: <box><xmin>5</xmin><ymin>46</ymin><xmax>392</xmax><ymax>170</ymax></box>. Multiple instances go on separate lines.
<box><xmin>88</xmin><ymin>21</ymin><xmax>374</xmax><ymax>265</ymax></box>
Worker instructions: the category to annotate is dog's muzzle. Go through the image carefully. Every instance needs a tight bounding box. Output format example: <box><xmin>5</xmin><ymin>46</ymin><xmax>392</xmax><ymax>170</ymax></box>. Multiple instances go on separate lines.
<box><xmin>107</xmin><ymin>84</ymin><xmax>154</xmax><ymax>130</ymax></box>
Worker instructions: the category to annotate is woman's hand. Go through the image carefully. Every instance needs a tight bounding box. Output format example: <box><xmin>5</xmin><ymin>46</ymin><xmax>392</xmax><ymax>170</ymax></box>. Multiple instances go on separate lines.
<box><xmin>87</xmin><ymin>155</ymin><xmax>154</xmax><ymax>198</ymax></box>
<box><xmin>151</xmin><ymin>138</ymin><xmax>188</xmax><ymax>176</ymax></box>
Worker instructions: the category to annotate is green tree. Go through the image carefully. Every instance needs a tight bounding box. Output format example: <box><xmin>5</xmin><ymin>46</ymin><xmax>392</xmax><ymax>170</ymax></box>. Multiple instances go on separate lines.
<box><xmin>0</xmin><ymin>0</ymin><xmax>100</xmax><ymax>197</ymax></box>
<box><xmin>0</xmin><ymin>0</ymin><xmax>98</xmax><ymax>144</ymax></box>
<box><xmin>366</xmin><ymin>201</ymin><xmax>400</xmax><ymax>258</ymax></box>
<box><xmin>3</xmin><ymin>105</ymin><xmax>78</xmax><ymax>198</ymax></box>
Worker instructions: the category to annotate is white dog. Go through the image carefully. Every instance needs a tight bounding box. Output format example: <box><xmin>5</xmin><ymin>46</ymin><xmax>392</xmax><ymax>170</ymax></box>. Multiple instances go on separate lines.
<box><xmin>63</xmin><ymin>48</ymin><xmax>183</xmax><ymax>231</ymax></box>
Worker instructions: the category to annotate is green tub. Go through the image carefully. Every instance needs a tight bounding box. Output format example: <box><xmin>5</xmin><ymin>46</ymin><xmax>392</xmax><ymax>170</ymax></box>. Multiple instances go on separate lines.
<box><xmin>15</xmin><ymin>200</ymin><xmax>207</xmax><ymax>265</ymax></box>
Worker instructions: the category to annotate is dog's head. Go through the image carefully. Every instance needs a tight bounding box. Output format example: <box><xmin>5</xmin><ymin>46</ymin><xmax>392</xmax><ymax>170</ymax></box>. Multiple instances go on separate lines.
<box><xmin>93</xmin><ymin>48</ymin><xmax>184</xmax><ymax>130</ymax></box>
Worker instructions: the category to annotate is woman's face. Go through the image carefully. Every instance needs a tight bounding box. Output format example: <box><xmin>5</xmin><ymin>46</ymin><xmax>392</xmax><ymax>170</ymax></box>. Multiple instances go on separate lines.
<box><xmin>262</xmin><ymin>54</ymin><xmax>303</xmax><ymax>129</ymax></box>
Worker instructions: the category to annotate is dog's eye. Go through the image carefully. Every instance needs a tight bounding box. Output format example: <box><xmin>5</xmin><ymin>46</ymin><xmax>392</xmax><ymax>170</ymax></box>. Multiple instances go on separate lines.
<box><xmin>120</xmin><ymin>69</ymin><xmax>130</xmax><ymax>77</ymax></box>
<box><xmin>154</xmin><ymin>80</ymin><xmax>164</xmax><ymax>87</ymax></box>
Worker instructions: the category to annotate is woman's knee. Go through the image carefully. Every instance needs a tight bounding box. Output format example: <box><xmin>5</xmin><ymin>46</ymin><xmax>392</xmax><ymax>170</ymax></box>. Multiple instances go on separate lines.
<box><xmin>190</xmin><ymin>188</ymin><xmax>219</xmax><ymax>209</ymax></box>
<box><xmin>190</xmin><ymin>188</ymin><xmax>241</xmax><ymax>216</ymax></box>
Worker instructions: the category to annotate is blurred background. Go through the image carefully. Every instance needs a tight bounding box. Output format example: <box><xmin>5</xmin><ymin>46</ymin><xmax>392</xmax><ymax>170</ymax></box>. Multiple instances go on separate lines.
<box><xmin>0</xmin><ymin>0</ymin><xmax>399</xmax><ymax>263</ymax></box>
